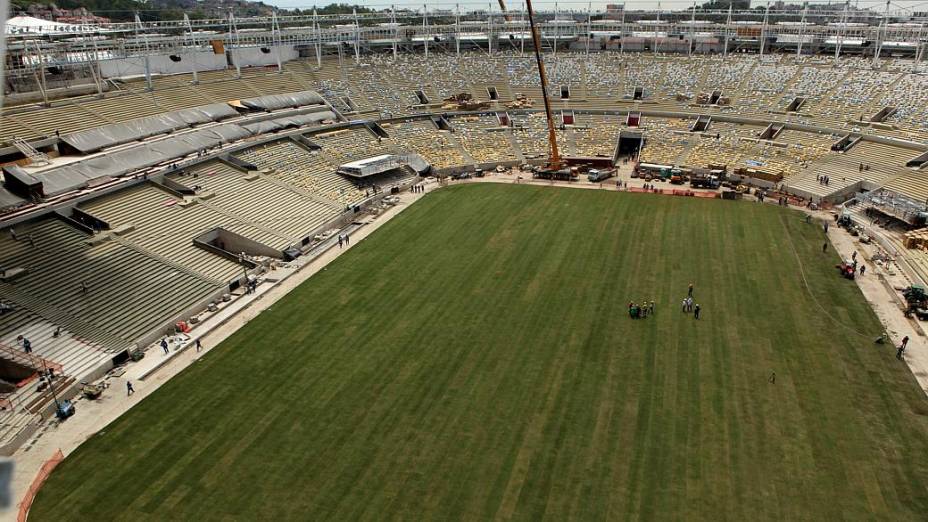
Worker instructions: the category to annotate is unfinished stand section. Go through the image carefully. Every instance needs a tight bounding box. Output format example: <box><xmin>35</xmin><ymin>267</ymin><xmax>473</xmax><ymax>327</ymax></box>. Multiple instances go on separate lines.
<box><xmin>906</xmin><ymin>150</ymin><xmax>928</xmax><ymax>169</ymax></box>
<box><xmin>758</xmin><ymin>123</ymin><xmax>785</xmax><ymax>140</ymax></box>
<box><xmin>870</xmin><ymin>106</ymin><xmax>897</xmax><ymax>123</ymax></box>
<box><xmin>690</xmin><ymin>115</ymin><xmax>712</xmax><ymax>133</ymax></box>
<box><xmin>832</xmin><ymin>134</ymin><xmax>862</xmax><ymax>153</ymax></box>
<box><xmin>786</xmin><ymin>96</ymin><xmax>806</xmax><ymax>113</ymax></box>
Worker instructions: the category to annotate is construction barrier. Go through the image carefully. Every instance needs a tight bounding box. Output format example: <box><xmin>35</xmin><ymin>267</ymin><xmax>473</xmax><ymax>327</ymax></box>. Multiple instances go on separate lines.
<box><xmin>17</xmin><ymin>448</ymin><xmax>64</xmax><ymax>522</ymax></box>
<box><xmin>627</xmin><ymin>187</ymin><xmax>720</xmax><ymax>198</ymax></box>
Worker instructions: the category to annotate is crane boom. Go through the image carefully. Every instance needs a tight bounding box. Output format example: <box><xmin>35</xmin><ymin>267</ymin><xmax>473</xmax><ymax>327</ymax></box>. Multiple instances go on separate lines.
<box><xmin>497</xmin><ymin>0</ymin><xmax>512</xmax><ymax>22</ymax></box>
<box><xmin>525</xmin><ymin>0</ymin><xmax>561</xmax><ymax>169</ymax></box>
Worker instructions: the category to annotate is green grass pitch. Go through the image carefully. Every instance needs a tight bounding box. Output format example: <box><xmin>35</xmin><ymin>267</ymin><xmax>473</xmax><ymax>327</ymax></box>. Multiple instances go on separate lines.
<box><xmin>32</xmin><ymin>184</ymin><xmax>928</xmax><ymax>520</ymax></box>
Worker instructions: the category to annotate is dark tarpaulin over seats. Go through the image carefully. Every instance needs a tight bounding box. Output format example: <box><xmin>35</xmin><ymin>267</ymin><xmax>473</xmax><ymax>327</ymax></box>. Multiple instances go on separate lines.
<box><xmin>2</xmin><ymin>165</ymin><xmax>39</xmax><ymax>187</ymax></box>
<box><xmin>0</xmin><ymin>166</ymin><xmax>31</xmax><ymax>210</ymax></box>
<box><xmin>32</xmin><ymin>124</ymin><xmax>254</xmax><ymax>196</ymax></box>
<box><xmin>188</xmin><ymin>103</ymin><xmax>239</xmax><ymax>121</ymax></box>
<box><xmin>240</xmin><ymin>111</ymin><xmax>337</xmax><ymax>134</ymax></box>
<box><xmin>60</xmin><ymin>103</ymin><xmax>240</xmax><ymax>154</ymax></box>
<box><xmin>239</xmin><ymin>91</ymin><xmax>325</xmax><ymax>112</ymax></box>
<box><xmin>0</xmin><ymin>189</ymin><xmax>27</xmax><ymax>211</ymax></box>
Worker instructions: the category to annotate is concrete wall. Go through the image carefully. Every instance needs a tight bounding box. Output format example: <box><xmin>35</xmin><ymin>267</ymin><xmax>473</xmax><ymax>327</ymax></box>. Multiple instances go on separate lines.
<box><xmin>230</xmin><ymin>45</ymin><xmax>298</xmax><ymax>68</ymax></box>
<box><xmin>5</xmin><ymin>81</ymin><xmax>104</xmax><ymax>106</ymax></box>
<box><xmin>99</xmin><ymin>52</ymin><xmax>227</xmax><ymax>79</ymax></box>
<box><xmin>197</xmin><ymin>228</ymin><xmax>284</xmax><ymax>259</ymax></box>
<box><xmin>727</xmin><ymin>173</ymin><xmax>777</xmax><ymax>190</ymax></box>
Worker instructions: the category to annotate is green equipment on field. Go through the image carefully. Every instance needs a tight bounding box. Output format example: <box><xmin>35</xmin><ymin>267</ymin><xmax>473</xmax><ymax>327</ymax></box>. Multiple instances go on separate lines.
<box><xmin>903</xmin><ymin>285</ymin><xmax>928</xmax><ymax>319</ymax></box>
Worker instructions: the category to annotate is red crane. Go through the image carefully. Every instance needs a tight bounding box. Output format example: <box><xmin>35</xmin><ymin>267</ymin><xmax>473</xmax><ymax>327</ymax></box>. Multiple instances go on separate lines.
<box><xmin>524</xmin><ymin>0</ymin><xmax>561</xmax><ymax>170</ymax></box>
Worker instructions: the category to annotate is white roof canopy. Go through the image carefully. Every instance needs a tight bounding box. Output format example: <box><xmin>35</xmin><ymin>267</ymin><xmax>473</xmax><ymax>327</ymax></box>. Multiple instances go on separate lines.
<box><xmin>5</xmin><ymin>15</ymin><xmax>96</xmax><ymax>35</ymax></box>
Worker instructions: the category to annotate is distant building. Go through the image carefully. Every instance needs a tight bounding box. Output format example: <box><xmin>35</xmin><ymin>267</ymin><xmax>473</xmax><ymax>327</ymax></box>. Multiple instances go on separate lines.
<box><xmin>604</xmin><ymin>4</ymin><xmax>624</xmax><ymax>20</ymax></box>
<box><xmin>19</xmin><ymin>5</ymin><xmax>109</xmax><ymax>24</ymax></box>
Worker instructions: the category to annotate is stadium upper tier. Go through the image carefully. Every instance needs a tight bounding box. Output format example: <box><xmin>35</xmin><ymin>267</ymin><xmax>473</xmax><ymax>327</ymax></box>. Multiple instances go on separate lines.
<box><xmin>4</xmin><ymin>51</ymin><xmax>928</xmax><ymax>142</ymax></box>
<box><xmin>3</xmin><ymin>8</ymin><xmax>925</xmax><ymax>77</ymax></box>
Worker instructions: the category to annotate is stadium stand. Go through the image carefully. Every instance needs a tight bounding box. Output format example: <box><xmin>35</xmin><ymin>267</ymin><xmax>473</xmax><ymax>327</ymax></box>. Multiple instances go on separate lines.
<box><xmin>0</xmin><ymin>217</ymin><xmax>218</xmax><ymax>345</ymax></box>
<box><xmin>680</xmin><ymin>123</ymin><xmax>831</xmax><ymax>179</ymax></box>
<box><xmin>174</xmin><ymin>160</ymin><xmax>340</xmax><ymax>244</ymax></box>
<box><xmin>79</xmin><ymin>184</ymin><xmax>246</xmax><ymax>283</ymax></box>
<box><xmin>568</xmin><ymin>114</ymin><xmax>624</xmax><ymax>159</ymax></box>
<box><xmin>233</xmin><ymin>139</ymin><xmax>365</xmax><ymax>205</ymax></box>
<box><xmin>451</xmin><ymin>115</ymin><xmax>521</xmax><ymax>165</ymax></box>
<box><xmin>638</xmin><ymin>118</ymin><xmax>695</xmax><ymax>165</ymax></box>
<box><xmin>5</xmin><ymin>39</ymin><xmax>928</xmax><ymax>456</ymax></box>
<box><xmin>511</xmin><ymin>112</ymin><xmax>568</xmax><ymax>159</ymax></box>
<box><xmin>382</xmin><ymin>120</ymin><xmax>470</xmax><ymax>170</ymax></box>
<box><xmin>787</xmin><ymin>142</ymin><xmax>912</xmax><ymax>198</ymax></box>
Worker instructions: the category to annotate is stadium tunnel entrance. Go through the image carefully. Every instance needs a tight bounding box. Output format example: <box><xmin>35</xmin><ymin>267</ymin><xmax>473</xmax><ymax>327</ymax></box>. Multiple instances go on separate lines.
<box><xmin>617</xmin><ymin>131</ymin><xmax>643</xmax><ymax>157</ymax></box>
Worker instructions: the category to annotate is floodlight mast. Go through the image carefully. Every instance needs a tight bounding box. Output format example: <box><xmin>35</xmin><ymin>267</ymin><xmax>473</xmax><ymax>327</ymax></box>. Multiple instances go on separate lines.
<box><xmin>525</xmin><ymin>0</ymin><xmax>561</xmax><ymax>169</ymax></box>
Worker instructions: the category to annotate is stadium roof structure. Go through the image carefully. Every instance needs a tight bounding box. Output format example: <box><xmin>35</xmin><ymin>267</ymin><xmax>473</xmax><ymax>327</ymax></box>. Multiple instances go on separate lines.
<box><xmin>3</xmin><ymin>124</ymin><xmax>254</xmax><ymax>198</ymax></box>
<box><xmin>60</xmin><ymin>104</ymin><xmax>239</xmax><ymax>154</ymax></box>
<box><xmin>4</xmin><ymin>15</ymin><xmax>97</xmax><ymax>35</ymax></box>
<box><xmin>3</xmin><ymin>7</ymin><xmax>925</xmax><ymax>84</ymax></box>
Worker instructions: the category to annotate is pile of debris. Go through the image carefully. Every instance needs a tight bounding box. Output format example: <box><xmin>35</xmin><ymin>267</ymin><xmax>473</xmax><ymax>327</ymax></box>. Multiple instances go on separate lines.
<box><xmin>903</xmin><ymin>227</ymin><xmax>928</xmax><ymax>249</ymax></box>
<box><xmin>695</xmin><ymin>92</ymin><xmax>731</xmax><ymax>105</ymax></box>
<box><xmin>507</xmin><ymin>93</ymin><xmax>534</xmax><ymax>109</ymax></box>
<box><xmin>441</xmin><ymin>93</ymin><xmax>491</xmax><ymax>111</ymax></box>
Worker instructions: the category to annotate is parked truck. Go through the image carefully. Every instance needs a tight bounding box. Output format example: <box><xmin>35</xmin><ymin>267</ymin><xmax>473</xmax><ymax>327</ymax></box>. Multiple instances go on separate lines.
<box><xmin>587</xmin><ymin>168</ymin><xmax>616</xmax><ymax>182</ymax></box>
<box><xmin>690</xmin><ymin>174</ymin><xmax>721</xmax><ymax>189</ymax></box>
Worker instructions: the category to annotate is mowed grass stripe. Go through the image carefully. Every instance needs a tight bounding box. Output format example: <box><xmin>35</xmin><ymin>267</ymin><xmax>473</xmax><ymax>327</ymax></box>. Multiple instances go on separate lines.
<box><xmin>32</xmin><ymin>184</ymin><xmax>928</xmax><ymax>521</ymax></box>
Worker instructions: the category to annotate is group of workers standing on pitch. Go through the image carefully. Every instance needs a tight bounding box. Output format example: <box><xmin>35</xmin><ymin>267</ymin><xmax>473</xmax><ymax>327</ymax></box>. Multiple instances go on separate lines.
<box><xmin>628</xmin><ymin>300</ymin><xmax>655</xmax><ymax>319</ymax></box>
<box><xmin>628</xmin><ymin>283</ymin><xmax>702</xmax><ymax>320</ymax></box>
<box><xmin>682</xmin><ymin>283</ymin><xmax>701</xmax><ymax>319</ymax></box>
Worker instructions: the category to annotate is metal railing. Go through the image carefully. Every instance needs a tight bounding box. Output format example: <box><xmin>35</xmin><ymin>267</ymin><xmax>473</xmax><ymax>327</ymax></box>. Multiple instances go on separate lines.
<box><xmin>0</xmin><ymin>342</ymin><xmax>63</xmax><ymax>375</ymax></box>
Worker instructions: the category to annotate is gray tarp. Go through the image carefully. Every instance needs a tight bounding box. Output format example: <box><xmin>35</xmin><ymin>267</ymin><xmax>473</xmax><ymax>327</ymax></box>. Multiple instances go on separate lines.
<box><xmin>2</xmin><ymin>165</ymin><xmax>40</xmax><ymax>186</ymax></box>
<box><xmin>0</xmin><ymin>189</ymin><xmax>27</xmax><ymax>211</ymax></box>
<box><xmin>187</xmin><ymin>103</ymin><xmax>239</xmax><ymax>121</ymax></box>
<box><xmin>240</xmin><ymin>120</ymin><xmax>285</xmax><ymax>135</ymax></box>
<box><xmin>60</xmin><ymin>103</ymin><xmax>240</xmax><ymax>154</ymax></box>
<box><xmin>239</xmin><ymin>91</ymin><xmax>325</xmax><ymax>112</ymax></box>
<box><xmin>0</xmin><ymin>166</ymin><xmax>32</xmax><ymax>210</ymax></box>
<box><xmin>36</xmin><ymin>124</ymin><xmax>254</xmax><ymax>196</ymax></box>
<box><xmin>241</xmin><ymin>111</ymin><xmax>336</xmax><ymax>134</ymax></box>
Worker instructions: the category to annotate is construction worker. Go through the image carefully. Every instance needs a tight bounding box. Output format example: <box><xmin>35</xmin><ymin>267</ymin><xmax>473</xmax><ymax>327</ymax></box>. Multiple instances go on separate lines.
<box><xmin>898</xmin><ymin>336</ymin><xmax>910</xmax><ymax>360</ymax></box>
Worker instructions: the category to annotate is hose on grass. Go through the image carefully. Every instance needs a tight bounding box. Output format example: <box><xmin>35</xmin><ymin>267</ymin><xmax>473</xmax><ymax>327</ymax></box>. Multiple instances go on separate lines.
<box><xmin>778</xmin><ymin>213</ymin><xmax>881</xmax><ymax>341</ymax></box>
